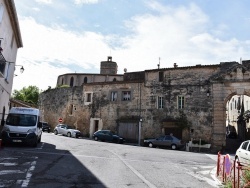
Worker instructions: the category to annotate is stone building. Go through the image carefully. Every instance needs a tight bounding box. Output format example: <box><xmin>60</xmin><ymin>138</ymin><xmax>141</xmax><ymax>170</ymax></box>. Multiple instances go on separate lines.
<box><xmin>39</xmin><ymin>57</ymin><xmax>250</xmax><ymax>152</ymax></box>
<box><xmin>57</xmin><ymin>56</ymin><xmax>123</xmax><ymax>87</ymax></box>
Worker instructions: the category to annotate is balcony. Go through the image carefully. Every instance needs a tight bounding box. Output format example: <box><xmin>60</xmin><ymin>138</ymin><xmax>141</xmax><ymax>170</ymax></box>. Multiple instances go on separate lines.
<box><xmin>0</xmin><ymin>51</ymin><xmax>6</xmax><ymax>78</ymax></box>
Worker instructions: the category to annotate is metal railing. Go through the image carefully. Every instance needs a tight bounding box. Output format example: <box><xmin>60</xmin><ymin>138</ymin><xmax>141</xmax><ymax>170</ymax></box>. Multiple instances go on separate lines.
<box><xmin>217</xmin><ymin>151</ymin><xmax>250</xmax><ymax>187</ymax></box>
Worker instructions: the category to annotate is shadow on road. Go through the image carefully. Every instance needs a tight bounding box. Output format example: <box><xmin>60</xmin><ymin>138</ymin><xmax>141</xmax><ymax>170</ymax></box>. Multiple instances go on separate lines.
<box><xmin>0</xmin><ymin>141</ymin><xmax>107</xmax><ymax>188</ymax></box>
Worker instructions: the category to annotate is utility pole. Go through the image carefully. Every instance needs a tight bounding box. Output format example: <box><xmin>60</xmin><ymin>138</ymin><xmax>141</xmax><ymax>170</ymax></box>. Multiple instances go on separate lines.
<box><xmin>138</xmin><ymin>82</ymin><xmax>142</xmax><ymax>146</ymax></box>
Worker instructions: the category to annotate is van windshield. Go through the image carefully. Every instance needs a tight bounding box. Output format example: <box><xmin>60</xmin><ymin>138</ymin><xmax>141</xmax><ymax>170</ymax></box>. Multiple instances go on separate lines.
<box><xmin>6</xmin><ymin>114</ymin><xmax>37</xmax><ymax>127</ymax></box>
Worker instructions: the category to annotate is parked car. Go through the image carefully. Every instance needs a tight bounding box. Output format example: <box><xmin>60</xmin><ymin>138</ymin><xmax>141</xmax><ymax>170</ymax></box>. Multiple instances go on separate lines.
<box><xmin>93</xmin><ymin>130</ymin><xmax>125</xmax><ymax>144</ymax></box>
<box><xmin>235</xmin><ymin>140</ymin><xmax>250</xmax><ymax>165</ymax></box>
<box><xmin>54</xmin><ymin>124</ymin><xmax>82</xmax><ymax>138</ymax></box>
<box><xmin>144</xmin><ymin>135</ymin><xmax>184</xmax><ymax>150</ymax></box>
<box><xmin>42</xmin><ymin>122</ymin><xmax>51</xmax><ymax>133</ymax></box>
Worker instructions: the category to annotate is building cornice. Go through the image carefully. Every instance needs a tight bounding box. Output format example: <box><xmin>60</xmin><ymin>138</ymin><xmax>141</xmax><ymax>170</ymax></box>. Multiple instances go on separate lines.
<box><xmin>4</xmin><ymin>0</ymin><xmax>23</xmax><ymax>48</ymax></box>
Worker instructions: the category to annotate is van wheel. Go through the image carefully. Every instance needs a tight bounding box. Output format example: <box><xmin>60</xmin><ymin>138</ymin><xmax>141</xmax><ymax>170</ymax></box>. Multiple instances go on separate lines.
<box><xmin>54</xmin><ymin>130</ymin><xmax>58</xmax><ymax>135</ymax></box>
<box><xmin>33</xmin><ymin>141</ymin><xmax>37</xmax><ymax>147</ymax></box>
<box><xmin>67</xmin><ymin>132</ymin><xmax>71</xmax><ymax>137</ymax></box>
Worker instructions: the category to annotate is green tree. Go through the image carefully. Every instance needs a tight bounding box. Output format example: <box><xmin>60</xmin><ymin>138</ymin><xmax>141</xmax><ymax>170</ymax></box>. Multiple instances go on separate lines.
<box><xmin>12</xmin><ymin>86</ymin><xmax>40</xmax><ymax>105</ymax></box>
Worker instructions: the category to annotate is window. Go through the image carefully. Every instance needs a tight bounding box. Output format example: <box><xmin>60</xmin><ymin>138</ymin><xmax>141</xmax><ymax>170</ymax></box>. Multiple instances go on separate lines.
<box><xmin>0</xmin><ymin>4</ymin><xmax>4</xmax><ymax>23</ymax></box>
<box><xmin>4</xmin><ymin>62</ymin><xmax>11</xmax><ymax>82</ymax></box>
<box><xmin>70</xmin><ymin>77</ymin><xmax>74</xmax><ymax>87</ymax></box>
<box><xmin>178</xmin><ymin>96</ymin><xmax>185</xmax><ymax>109</ymax></box>
<box><xmin>84</xmin><ymin>77</ymin><xmax>88</xmax><ymax>83</ymax></box>
<box><xmin>87</xmin><ymin>93</ymin><xmax>91</xmax><ymax>102</ymax></box>
<box><xmin>159</xmin><ymin>72</ymin><xmax>164</xmax><ymax>82</ymax></box>
<box><xmin>69</xmin><ymin>104</ymin><xmax>73</xmax><ymax>115</ymax></box>
<box><xmin>84</xmin><ymin>92</ymin><xmax>93</xmax><ymax>105</ymax></box>
<box><xmin>122</xmin><ymin>91</ymin><xmax>131</xmax><ymax>101</ymax></box>
<box><xmin>158</xmin><ymin>96</ymin><xmax>164</xmax><ymax>109</ymax></box>
<box><xmin>61</xmin><ymin>78</ymin><xmax>64</xmax><ymax>85</ymax></box>
<box><xmin>111</xmin><ymin>91</ymin><xmax>117</xmax><ymax>101</ymax></box>
<box><xmin>11</xmin><ymin>34</ymin><xmax>14</xmax><ymax>48</ymax></box>
<box><xmin>242</xmin><ymin>141</ymin><xmax>249</xmax><ymax>150</ymax></box>
<box><xmin>164</xmin><ymin>135</ymin><xmax>173</xmax><ymax>141</ymax></box>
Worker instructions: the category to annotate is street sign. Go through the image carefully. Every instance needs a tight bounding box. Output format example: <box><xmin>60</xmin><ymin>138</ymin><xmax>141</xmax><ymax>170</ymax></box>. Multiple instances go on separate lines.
<box><xmin>58</xmin><ymin>118</ymin><xmax>63</xmax><ymax>123</ymax></box>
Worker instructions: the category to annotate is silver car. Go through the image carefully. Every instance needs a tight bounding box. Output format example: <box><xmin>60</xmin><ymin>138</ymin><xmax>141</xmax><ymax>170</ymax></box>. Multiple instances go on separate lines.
<box><xmin>235</xmin><ymin>140</ymin><xmax>250</xmax><ymax>165</ymax></box>
<box><xmin>54</xmin><ymin>124</ymin><xmax>82</xmax><ymax>138</ymax></box>
<box><xmin>144</xmin><ymin>135</ymin><xmax>184</xmax><ymax>150</ymax></box>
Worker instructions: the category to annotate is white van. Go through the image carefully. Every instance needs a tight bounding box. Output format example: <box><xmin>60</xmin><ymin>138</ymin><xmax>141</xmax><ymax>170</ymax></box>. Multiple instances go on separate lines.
<box><xmin>0</xmin><ymin>107</ymin><xmax>42</xmax><ymax>147</ymax></box>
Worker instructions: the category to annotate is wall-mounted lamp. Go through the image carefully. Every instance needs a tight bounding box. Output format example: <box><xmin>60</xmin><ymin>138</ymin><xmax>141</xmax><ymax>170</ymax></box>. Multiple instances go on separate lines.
<box><xmin>7</xmin><ymin>62</ymin><xmax>25</xmax><ymax>74</ymax></box>
<box><xmin>15</xmin><ymin>65</ymin><xmax>24</xmax><ymax>73</ymax></box>
<box><xmin>206</xmin><ymin>89</ymin><xmax>210</xmax><ymax>97</ymax></box>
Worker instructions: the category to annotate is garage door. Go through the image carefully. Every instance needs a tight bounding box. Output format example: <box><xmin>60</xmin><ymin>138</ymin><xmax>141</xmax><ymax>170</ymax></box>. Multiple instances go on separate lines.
<box><xmin>118</xmin><ymin>122</ymin><xmax>138</xmax><ymax>142</ymax></box>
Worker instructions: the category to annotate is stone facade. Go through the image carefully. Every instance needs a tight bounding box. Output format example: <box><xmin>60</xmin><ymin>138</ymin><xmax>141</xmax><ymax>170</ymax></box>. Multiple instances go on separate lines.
<box><xmin>39</xmin><ymin>60</ymin><xmax>250</xmax><ymax>152</ymax></box>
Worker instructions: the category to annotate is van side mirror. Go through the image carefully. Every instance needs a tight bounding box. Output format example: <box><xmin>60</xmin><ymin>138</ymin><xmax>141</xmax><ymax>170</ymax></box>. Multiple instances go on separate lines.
<box><xmin>1</xmin><ymin>120</ymin><xmax>5</xmax><ymax>126</ymax></box>
<box><xmin>38</xmin><ymin>122</ymin><xmax>42</xmax><ymax>128</ymax></box>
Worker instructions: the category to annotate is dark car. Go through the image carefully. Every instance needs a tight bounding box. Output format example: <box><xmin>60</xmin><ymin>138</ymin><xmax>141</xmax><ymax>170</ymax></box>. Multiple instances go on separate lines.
<box><xmin>144</xmin><ymin>135</ymin><xmax>185</xmax><ymax>150</ymax></box>
<box><xmin>42</xmin><ymin>122</ymin><xmax>51</xmax><ymax>133</ymax></box>
<box><xmin>93</xmin><ymin>130</ymin><xmax>125</xmax><ymax>144</ymax></box>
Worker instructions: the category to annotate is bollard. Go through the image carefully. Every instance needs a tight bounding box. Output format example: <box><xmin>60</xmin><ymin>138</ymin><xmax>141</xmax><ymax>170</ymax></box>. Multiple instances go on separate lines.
<box><xmin>186</xmin><ymin>143</ymin><xmax>189</xmax><ymax>152</ymax></box>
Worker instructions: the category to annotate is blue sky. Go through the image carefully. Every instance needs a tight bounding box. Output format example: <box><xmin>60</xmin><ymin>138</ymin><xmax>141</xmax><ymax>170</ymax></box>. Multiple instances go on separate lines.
<box><xmin>12</xmin><ymin>0</ymin><xmax>250</xmax><ymax>91</ymax></box>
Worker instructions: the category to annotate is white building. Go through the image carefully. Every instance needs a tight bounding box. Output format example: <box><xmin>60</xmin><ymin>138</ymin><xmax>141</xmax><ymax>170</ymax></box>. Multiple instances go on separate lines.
<box><xmin>226</xmin><ymin>95</ymin><xmax>250</xmax><ymax>135</ymax></box>
<box><xmin>0</xmin><ymin>0</ymin><xmax>22</xmax><ymax>124</ymax></box>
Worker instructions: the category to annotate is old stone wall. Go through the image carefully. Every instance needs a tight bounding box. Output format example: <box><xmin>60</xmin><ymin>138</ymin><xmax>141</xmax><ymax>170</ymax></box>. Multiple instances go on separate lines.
<box><xmin>39</xmin><ymin>61</ymin><xmax>250</xmax><ymax>152</ymax></box>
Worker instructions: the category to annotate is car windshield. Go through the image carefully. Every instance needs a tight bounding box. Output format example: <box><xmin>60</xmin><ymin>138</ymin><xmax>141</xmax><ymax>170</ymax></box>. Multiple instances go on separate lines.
<box><xmin>6</xmin><ymin>114</ymin><xmax>37</xmax><ymax>127</ymax></box>
<box><xmin>43</xmin><ymin>123</ymin><xmax>48</xmax><ymax>126</ymax></box>
<box><xmin>67</xmin><ymin>125</ymin><xmax>75</xmax><ymax>129</ymax></box>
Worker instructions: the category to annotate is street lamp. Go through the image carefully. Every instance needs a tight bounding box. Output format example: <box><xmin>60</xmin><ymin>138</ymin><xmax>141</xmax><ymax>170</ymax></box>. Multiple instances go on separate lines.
<box><xmin>138</xmin><ymin>118</ymin><xmax>142</xmax><ymax>146</ymax></box>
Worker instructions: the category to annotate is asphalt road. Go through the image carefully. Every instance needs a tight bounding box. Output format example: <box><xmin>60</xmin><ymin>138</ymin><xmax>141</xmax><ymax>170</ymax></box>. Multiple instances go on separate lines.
<box><xmin>0</xmin><ymin>133</ymin><xmax>222</xmax><ymax>188</ymax></box>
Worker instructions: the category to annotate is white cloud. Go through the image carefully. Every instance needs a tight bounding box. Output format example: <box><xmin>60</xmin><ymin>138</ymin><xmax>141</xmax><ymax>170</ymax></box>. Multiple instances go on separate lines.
<box><xmin>35</xmin><ymin>0</ymin><xmax>52</xmax><ymax>4</ymax></box>
<box><xmin>14</xmin><ymin>17</ymin><xmax>111</xmax><ymax>91</ymax></box>
<box><xmin>13</xmin><ymin>3</ymin><xmax>250</xmax><ymax>91</ymax></box>
<box><xmin>74</xmin><ymin>0</ymin><xmax>99</xmax><ymax>5</ymax></box>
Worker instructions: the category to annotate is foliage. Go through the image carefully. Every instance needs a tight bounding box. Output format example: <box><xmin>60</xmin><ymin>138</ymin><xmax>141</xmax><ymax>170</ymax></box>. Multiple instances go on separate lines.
<box><xmin>243</xmin><ymin>169</ymin><xmax>250</xmax><ymax>185</ymax></box>
<box><xmin>223</xmin><ymin>180</ymin><xmax>232</xmax><ymax>188</ymax></box>
<box><xmin>243</xmin><ymin>110</ymin><xmax>250</xmax><ymax>121</ymax></box>
<box><xmin>12</xmin><ymin>86</ymin><xmax>40</xmax><ymax>105</ymax></box>
<box><xmin>57</xmin><ymin>85</ymin><xmax>69</xmax><ymax>88</ymax></box>
<box><xmin>175</xmin><ymin>110</ymin><xmax>192</xmax><ymax>130</ymax></box>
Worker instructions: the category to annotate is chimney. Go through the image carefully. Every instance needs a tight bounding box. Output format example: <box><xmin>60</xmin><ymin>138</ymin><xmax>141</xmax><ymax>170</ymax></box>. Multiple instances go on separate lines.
<box><xmin>108</xmin><ymin>56</ymin><xmax>112</xmax><ymax>62</ymax></box>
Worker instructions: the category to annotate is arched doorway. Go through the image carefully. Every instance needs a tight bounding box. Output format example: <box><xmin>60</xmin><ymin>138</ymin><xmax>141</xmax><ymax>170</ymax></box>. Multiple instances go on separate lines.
<box><xmin>224</xmin><ymin>94</ymin><xmax>249</xmax><ymax>153</ymax></box>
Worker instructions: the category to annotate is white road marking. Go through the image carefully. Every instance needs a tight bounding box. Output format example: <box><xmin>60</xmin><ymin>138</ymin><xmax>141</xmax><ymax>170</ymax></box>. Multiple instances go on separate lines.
<box><xmin>0</xmin><ymin>162</ymin><xmax>17</xmax><ymax>166</ymax></box>
<box><xmin>109</xmin><ymin>150</ymin><xmax>157</xmax><ymax>188</ymax></box>
<box><xmin>0</xmin><ymin>170</ymin><xmax>23</xmax><ymax>175</ymax></box>
<box><xmin>21</xmin><ymin>161</ymin><xmax>37</xmax><ymax>187</ymax></box>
